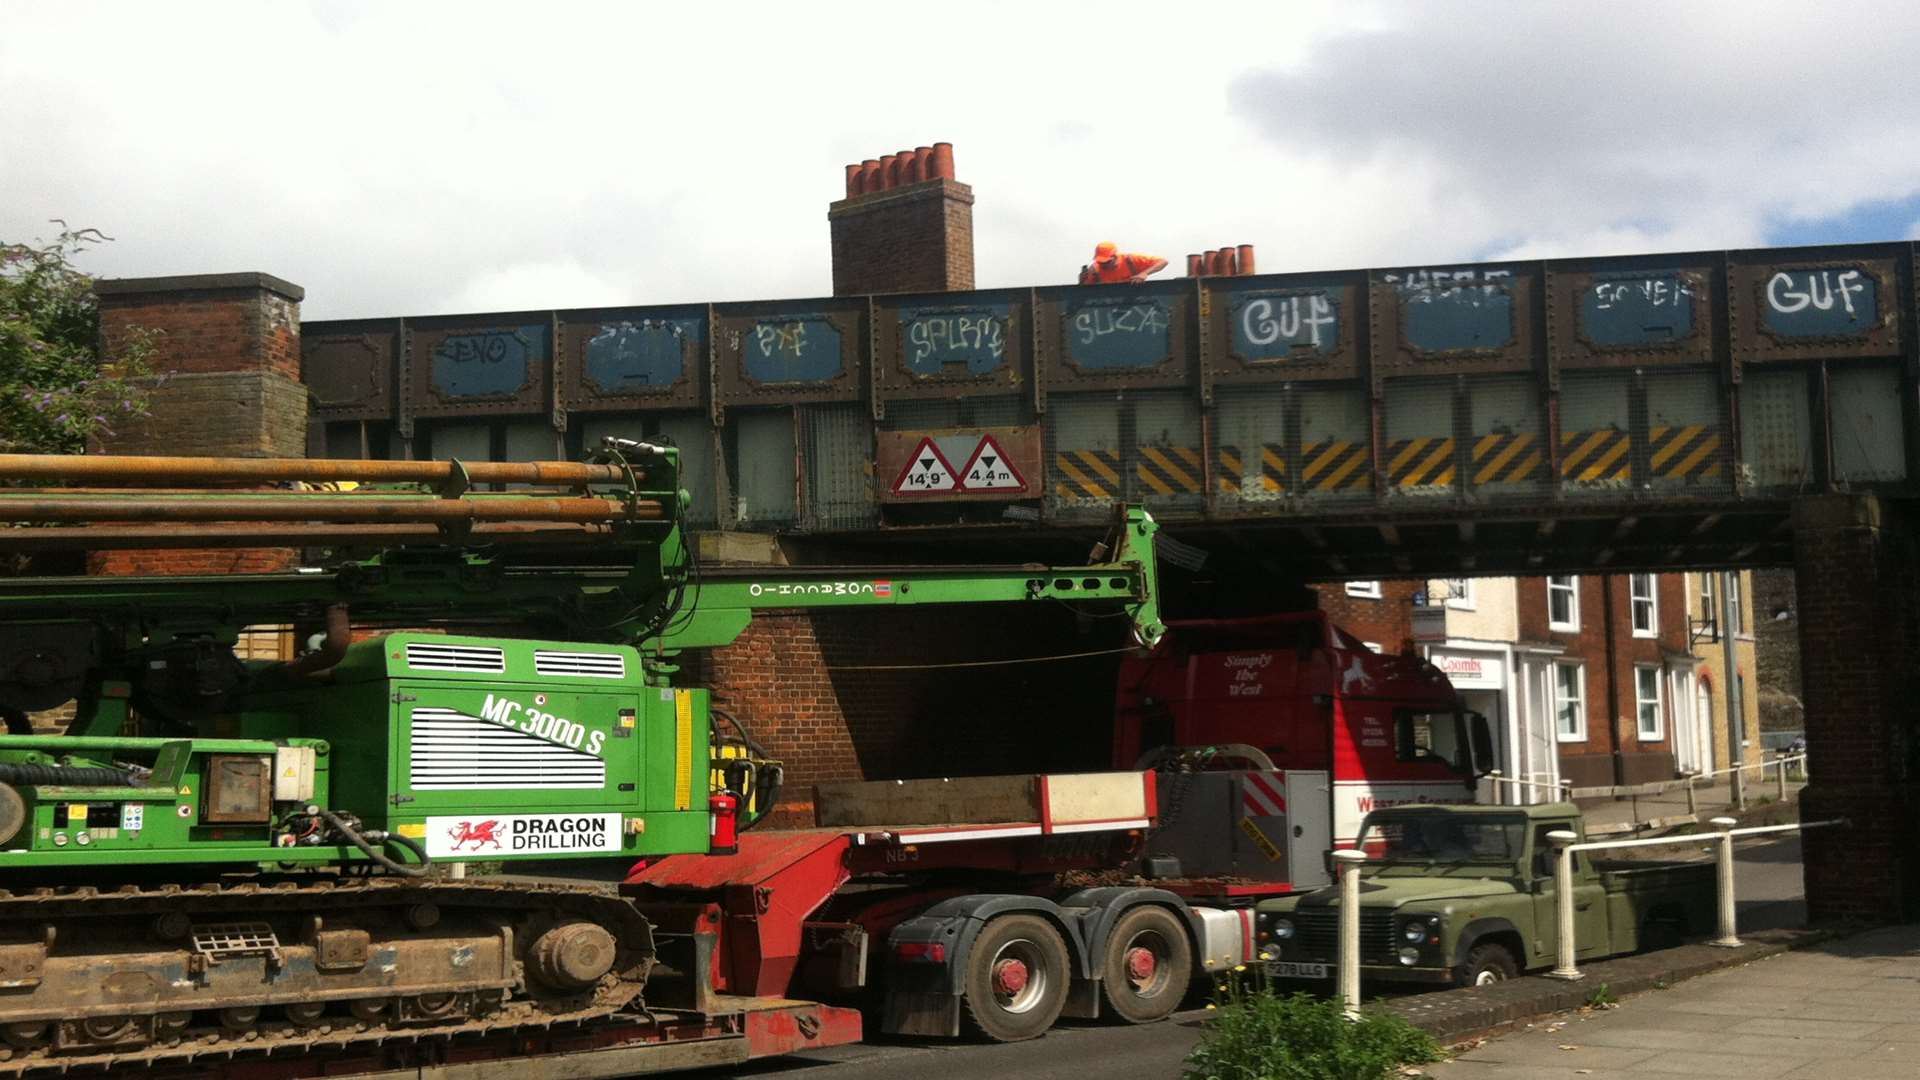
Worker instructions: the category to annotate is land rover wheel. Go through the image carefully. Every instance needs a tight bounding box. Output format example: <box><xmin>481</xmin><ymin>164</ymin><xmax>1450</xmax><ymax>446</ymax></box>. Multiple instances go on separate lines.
<box><xmin>1454</xmin><ymin>941</ymin><xmax>1519</xmax><ymax>987</ymax></box>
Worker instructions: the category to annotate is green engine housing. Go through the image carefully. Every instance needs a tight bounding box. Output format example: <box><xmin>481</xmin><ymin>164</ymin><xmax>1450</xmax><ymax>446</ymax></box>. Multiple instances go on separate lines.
<box><xmin>0</xmin><ymin>632</ymin><xmax>712</xmax><ymax>870</ymax></box>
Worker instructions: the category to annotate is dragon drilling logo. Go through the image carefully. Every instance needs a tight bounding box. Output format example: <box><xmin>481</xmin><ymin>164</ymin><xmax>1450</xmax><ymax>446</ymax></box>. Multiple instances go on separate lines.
<box><xmin>447</xmin><ymin>819</ymin><xmax>504</xmax><ymax>852</ymax></box>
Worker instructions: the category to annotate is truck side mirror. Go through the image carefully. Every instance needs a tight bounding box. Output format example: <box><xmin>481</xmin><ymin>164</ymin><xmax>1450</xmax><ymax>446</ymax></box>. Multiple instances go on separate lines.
<box><xmin>1468</xmin><ymin>713</ymin><xmax>1495</xmax><ymax>776</ymax></box>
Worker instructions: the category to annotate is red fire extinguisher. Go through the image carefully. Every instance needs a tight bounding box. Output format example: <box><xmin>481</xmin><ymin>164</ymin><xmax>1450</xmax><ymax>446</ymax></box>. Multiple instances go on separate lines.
<box><xmin>708</xmin><ymin>791</ymin><xmax>739</xmax><ymax>856</ymax></box>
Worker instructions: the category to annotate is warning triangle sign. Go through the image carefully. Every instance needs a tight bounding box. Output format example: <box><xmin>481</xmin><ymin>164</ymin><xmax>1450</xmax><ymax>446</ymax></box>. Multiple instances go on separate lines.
<box><xmin>891</xmin><ymin>437</ymin><xmax>959</xmax><ymax>495</ymax></box>
<box><xmin>958</xmin><ymin>434</ymin><xmax>1026</xmax><ymax>492</ymax></box>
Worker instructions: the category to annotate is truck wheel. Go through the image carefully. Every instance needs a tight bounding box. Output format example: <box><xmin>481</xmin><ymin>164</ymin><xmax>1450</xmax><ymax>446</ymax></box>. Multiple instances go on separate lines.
<box><xmin>960</xmin><ymin>914</ymin><xmax>1070</xmax><ymax>1042</ymax></box>
<box><xmin>1098</xmin><ymin>905</ymin><xmax>1191</xmax><ymax>1024</ymax></box>
<box><xmin>1454</xmin><ymin>942</ymin><xmax>1519</xmax><ymax>987</ymax></box>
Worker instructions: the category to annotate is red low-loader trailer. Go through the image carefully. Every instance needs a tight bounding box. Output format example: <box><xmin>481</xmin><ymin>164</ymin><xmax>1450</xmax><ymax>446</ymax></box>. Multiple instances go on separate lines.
<box><xmin>624</xmin><ymin>611</ymin><xmax>1495</xmax><ymax>1044</ymax></box>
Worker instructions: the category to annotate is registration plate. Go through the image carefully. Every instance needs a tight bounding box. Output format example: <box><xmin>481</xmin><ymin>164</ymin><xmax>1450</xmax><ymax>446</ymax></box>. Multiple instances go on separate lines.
<box><xmin>1265</xmin><ymin>961</ymin><xmax>1329</xmax><ymax>979</ymax></box>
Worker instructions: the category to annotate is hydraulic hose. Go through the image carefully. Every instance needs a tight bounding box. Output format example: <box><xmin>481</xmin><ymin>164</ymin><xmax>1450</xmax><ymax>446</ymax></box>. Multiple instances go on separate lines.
<box><xmin>0</xmin><ymin>762</ymin><xmax>140</xmax><ymax>787</ymax></box>
<box><xmin>317</xmin><ymin>807</ymin><xmax>431</xmax><ymax>877</ymax></box>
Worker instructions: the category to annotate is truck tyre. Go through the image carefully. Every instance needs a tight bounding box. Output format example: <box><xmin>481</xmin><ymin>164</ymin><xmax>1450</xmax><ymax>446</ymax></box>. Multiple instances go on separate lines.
<box><xmin>960</xmin><ymin>914</ymin><xmax>1070</xmax><ymax>1042</ymax></box>
<box><xmin>1098</xmin><ymin>905</ymin><xmax>1191</xmax><ymax>1024</ymax></box>
<box><xmin>1454</xmin><ymin>941</ymin><xmax>1519</xmax><ymax>987</ymax></box>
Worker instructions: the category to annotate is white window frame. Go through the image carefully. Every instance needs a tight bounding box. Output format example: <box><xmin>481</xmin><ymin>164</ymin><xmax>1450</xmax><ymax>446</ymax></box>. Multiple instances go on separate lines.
<box><xmin>1346</xmin><ymin>580</ymin><xmax>1382</xmax><ymax>599</ymax></box>
<box><xmin>1442</xmin><ymin>578</ymin><xmax>1474</xmax><ymax>610</ymax></box>
<box><xmin>1547</xmin><ymin>575</ymin><xmax>1579</xmax><ymax>632</ymax></box>
<box><xmin>1553</xmin><ymin>662</ymin><xmax>1587</xmax><ymax>742</ymax></box>
<box><xmin>1635</xmin><ymin>665</ymin><xmax>1664</xmax><ymax>741</ymax></box>
<box><xmin>1697</xmin><ymin>572</ymin><xmax>1717</xmax><ymax>637</ymax></box>
<box><xmin>1727</xmin><ymin>575</ymin><xmax>1744</xmax><ymax>637</ymax></box>
<box><xmin>1630</xmin><ymin>574</ymin><xmax>1658</xmax><ymax>638</ymax></box>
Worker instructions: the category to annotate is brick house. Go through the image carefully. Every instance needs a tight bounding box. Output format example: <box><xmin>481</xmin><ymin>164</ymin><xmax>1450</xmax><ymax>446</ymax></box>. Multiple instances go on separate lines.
<box><xmin>1321</xmin><ymin>573</ymin><xmax>1701</xmax><ymax>790</ymax></box>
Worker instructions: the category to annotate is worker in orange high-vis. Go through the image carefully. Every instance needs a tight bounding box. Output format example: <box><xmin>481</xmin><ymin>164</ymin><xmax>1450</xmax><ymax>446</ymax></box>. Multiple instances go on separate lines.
<box><xmin>1083</xmin><ymin>241</ymin><xmax>1168</xmax><ymax>285</ymax></box>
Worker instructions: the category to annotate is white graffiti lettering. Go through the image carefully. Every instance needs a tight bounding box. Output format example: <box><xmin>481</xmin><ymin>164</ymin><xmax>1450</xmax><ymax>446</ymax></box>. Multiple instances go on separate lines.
<box><xmin>755</xmin><ymin>321</ymin><xmax>808</xmax><ymax>357</ymax></box>
<box><xmin>1383</xmin><ymin>268</ymin><xmax>1513</xmax><ymax>306</ymax></box>
<box><xmin>1242</xmin><ymin>295</ymin><xmax>1335</xmax><ymax>348</ymax></box>
<box><xmin>1591</xmin><ymin>277</ymin><xmax>1694</xmax><ymax>310</ymax></box>
<box><xmin>1767</xmin><ymin>269</ymin><xmax>1867</xmax><ymax>316</ymax></box>
<box><xmin>1073</xmin><ymin>304</ymin><xmax>1169</xmax><ymax>344</ymax></box>
<box><xmin>908</xmin><ymin>314</ymin><xmax>1005</xmax><ymax>363</ymax></box>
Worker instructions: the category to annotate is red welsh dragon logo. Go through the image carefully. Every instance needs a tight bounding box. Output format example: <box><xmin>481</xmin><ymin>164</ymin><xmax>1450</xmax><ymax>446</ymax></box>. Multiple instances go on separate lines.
<box><xmin>447</xmin><ymin>819</ymin><xmax>503</xmax><ymax>851</ymax></box>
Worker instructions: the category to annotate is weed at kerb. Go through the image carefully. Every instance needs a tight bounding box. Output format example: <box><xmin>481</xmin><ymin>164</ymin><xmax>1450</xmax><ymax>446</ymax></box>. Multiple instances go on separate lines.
<box><xmin>1184</xmin><ymin>969</ymin><xmax>1440</xmax><ymax>1080</ymax></box>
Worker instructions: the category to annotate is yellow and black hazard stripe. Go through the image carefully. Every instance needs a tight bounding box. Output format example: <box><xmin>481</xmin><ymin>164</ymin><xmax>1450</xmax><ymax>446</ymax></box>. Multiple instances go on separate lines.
<box><xmin>1470</xmin><ymin>431</ymin><xmax>1545</xmax><ymax>486</ymax></box>
<box><xmin>1217</xmin><ymin>444</ymin><xmax>1286</xmax><ymax>495</ymax></box>
<box><xmin>1054</xmin><ymin>448</ymin><xmax>1122</xmax><ymax>500</ymax></box>
<box><xmin>1560</xmin><ymin>428</ymin><xmax>1631</xmax><ymax>485</ymax></box>
<box><xmin>1648</xmin><ymin>424</ymin><xmax>1723</xmax><ymax>482</ymax></box>
<box><xmin>1136</xmin><ymin>445</ymin><xmax>1204</xmax><ymax>496</ymax></box>
<box><xmin>1298</xmin><ymin>438</ymin><xmax>1372</xmax><ymax>493</ymax></box>
<box><xmin>1385</xmin><ymin>436</ymin><xmax>1456</xmax><ymax>490</ymax></box>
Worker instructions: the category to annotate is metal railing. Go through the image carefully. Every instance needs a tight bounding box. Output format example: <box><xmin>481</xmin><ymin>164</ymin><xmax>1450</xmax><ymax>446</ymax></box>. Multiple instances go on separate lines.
<box><xmin>1490</xmin><ymin>754</ymin><xmax>1810</xmax><ymax>829</ymax></box>
<box><xmin>1325</xmin><ymin>814</ymin><xmax>1842</xmax><ymax>1011</ymax></box>
<box><xmin>1544</xmin><ymin>815</ymin><xmax>1841</xmax><ymax>980</ymax></box>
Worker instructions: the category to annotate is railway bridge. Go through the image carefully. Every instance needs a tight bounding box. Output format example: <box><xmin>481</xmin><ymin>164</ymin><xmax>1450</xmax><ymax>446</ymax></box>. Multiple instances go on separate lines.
<box><xmin>90</xmin><ymin>238</ymin><xmax>1920</xmax><ymax>925</ymax></box>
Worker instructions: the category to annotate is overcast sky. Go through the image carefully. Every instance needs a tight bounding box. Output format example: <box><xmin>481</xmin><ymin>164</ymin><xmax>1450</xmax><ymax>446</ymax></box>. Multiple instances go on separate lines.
<box><xmin>6</xmin><ymin>1</ymin><xmax>1920</xmax><ymax>320</ymax></box>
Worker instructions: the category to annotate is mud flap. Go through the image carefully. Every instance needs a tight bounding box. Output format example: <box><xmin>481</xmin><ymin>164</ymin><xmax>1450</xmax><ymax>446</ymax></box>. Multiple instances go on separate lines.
<box><xmin>883</xmin><ymin>991</ymin><xmax>961</xmax><ymax>1038</ymax></box>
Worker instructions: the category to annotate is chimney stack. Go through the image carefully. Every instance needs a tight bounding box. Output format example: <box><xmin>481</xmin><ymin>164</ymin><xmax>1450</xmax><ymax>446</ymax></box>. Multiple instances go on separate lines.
<box><xmin>830</xmin><ymin>142</ymin><xmax>975</xmax><ymax>295</ymax></box>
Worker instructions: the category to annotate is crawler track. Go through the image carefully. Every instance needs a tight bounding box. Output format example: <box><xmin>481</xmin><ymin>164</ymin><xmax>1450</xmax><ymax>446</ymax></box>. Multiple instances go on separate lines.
<box><xmin>0</xmin><ymin>875</ymin><xmax>655</xmax><ymax>1076</ymax></box>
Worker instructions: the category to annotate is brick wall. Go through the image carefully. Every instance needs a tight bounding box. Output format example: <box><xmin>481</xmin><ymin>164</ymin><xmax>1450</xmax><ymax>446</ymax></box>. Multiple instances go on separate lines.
<box><xmin>689</xmin><ymin>604</ymin><xmax>1125</xmax><ymax>826</ymax></box>
<box><xmin>1791</xmin><ymin>494</ymin><xmax>1920</xmax><ymax>923</ymax></box>
<box><xmin>1751</xmin><ymin>568</ymin><xmax>1802</xmax><ymax>731</ymax></box>
<box><xmin>828</xmin><ymin>179</ymin><xmax>975</xmax><ymax>296</ymax></box>
<box><xmin>1311</xmin><ymin>581</ymin><xmax>1419</xmax><ymax>652</ymax></box>
<box><xmin>98</xmin><ymin>273</ymin><xmax>304</xmax><ymax>382</ymax></box>
<box><xmin>1516</xmin><ymin>573</ymin><xmax>1687</xmax><ymax>787</ymax></box>
<box><xmin>89</xmin><ymin>273</ymin><xmax>308</xmax><ymax>578</ymax></box>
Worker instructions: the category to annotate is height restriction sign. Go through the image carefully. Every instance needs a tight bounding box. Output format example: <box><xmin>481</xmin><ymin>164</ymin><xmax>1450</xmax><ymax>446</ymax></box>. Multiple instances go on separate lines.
<box><xmin>890</xmin><ymin>437</ymin><xmax>959</xmax><ymax>495</ymax></box>
<box><xmin>958</xmin><ymin>434</ymin><xmax>1025</xmax><ymax>491</ymax></box>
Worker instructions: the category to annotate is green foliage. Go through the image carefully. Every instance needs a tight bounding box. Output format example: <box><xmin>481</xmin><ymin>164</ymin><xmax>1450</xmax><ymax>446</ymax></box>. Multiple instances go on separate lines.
<box><xmin>1585</xmin><ymin>982</ymin><xmax>1617</xmax><ymax>1008</ymax></box>
<box><xmin>0</xmin><ymin>224</ymin><xmax>159</xmax><ymax>454</ymax></box>
<box><xmin>1185</xmin><ymin>983</ymin><xmax>1440</xmax><ymax>1080</ymax></box>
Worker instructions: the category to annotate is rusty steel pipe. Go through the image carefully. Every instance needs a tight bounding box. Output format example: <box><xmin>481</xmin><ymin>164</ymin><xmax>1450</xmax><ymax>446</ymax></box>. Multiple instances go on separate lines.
<box><xmin>0</xmin><ymin>454</ymin><xmax>634</xmax><ymax>488</ymax></box>
<box><xmin>0</xmin><ymin>495</ymin><xmax>663</xmax><ymax>524</ymax></box>
<box><xmin>0</xmin><ymin>522</ymin><xmax>616</xmax><ymax>551</ymax></box>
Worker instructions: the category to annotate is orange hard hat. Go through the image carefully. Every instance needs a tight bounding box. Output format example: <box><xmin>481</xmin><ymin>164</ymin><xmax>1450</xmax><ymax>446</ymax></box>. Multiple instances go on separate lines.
<box><xmin>1094</xmin><ymin>241</ymin><xmax>1118</xmax><ymax>262</ymax></box>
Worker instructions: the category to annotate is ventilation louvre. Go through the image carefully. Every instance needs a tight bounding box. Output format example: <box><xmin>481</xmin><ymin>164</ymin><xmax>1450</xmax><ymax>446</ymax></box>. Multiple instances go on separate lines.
<box><xmin>405</xmin><ymin>643</ymin><xmax>506</xmax><ymax>674</ymax></box>
<box><xmin>408</xmin><ymin>709</ymin><xmax>605</xmax><ymax>790</ymax></box>
<box><xmin>534</xmin><ymin>650</ymin><xmax>626</xmax><ymax>679</ymax></box>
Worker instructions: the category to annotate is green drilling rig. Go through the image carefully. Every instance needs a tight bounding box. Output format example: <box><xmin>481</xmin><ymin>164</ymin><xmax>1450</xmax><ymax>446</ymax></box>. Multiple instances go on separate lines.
<box><xmin>0</xmin><ymin>441</ymin><xmax>1162</xmax><ymax>1067</ymax></box>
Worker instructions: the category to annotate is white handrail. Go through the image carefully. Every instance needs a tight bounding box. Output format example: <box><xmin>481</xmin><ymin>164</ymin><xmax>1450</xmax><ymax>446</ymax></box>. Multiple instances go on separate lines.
<box><xmin>1543</xmin><ymin>817</ymin><xmax>1844</xmax><ymax>980</ymax></box>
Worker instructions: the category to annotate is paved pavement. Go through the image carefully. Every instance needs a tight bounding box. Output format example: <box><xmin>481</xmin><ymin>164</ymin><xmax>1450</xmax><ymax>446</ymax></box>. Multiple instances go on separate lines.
<box><xmin>1418</xmin><ymin>922</ymin><xmax>1920</xmax><ymax>1079</ymax></box>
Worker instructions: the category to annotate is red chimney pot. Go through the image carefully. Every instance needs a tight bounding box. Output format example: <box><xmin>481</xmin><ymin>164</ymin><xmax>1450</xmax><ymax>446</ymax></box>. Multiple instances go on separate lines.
<box><xmin>1186</xmin><ymin>253</ymin><xmax>1205</xmax><ymax>277</ymax></box>
<box><xmin>1236</xmin><ymin>244</ymin><xmax>1256</xmax><ymax>275</ymax></box>
<box><xmin>930</xmin><ymin>142</ymin><xmax>956</xmax><ymax>180</ymax></box>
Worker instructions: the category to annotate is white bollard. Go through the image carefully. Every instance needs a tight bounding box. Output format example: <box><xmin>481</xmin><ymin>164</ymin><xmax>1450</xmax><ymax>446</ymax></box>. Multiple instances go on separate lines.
<box><xmin>448</xmin><ymin>862</ymin><xmax>467</xmax><ymax>880</ymax></box>
<box><xmin>1333</xmin><ymin>849</ymin><xmax>1368</xmax><ymax>1018</ymax></box>
<box><xmin>1710</xmin><ymin>816</ymin><xmax>1741</xmax><ymax>947</ymax></box>
<box><xmin>1776</xmin><ymin>758</ymin><xmax>1788</xmax><ymax>803</ymax></box>
<box><xmin>1488</xmin><ymin>769</ymin><xmax>1504</xmax><ymax>806</ymax></box>
<box><xmin>1545</xmin><ymin>829</ymin><xmax>1582</xmax><ymax>980</ymax></box>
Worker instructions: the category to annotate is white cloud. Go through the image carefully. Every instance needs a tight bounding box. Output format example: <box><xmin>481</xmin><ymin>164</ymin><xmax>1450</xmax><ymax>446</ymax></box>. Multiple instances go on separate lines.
<box><xmin>5</xmin><ymin>2</ymin><xmax>1919</xmax><ymax>320</ymax></box>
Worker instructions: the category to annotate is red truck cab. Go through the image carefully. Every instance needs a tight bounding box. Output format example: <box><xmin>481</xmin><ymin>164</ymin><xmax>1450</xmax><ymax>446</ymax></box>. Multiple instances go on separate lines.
<box><xmin>1114</xmin><ymin>611</ymin><xmax>1493</xmax><ymax>864</ymax></box>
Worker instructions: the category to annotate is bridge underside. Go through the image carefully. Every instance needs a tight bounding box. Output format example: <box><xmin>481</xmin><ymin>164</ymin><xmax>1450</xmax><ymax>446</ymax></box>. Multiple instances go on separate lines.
<box><xmin>805</xmin><ymin>499</ymin><xmax>1796</xmax><ymax>578</ymax></box>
